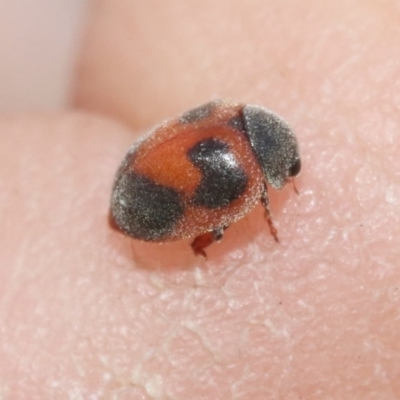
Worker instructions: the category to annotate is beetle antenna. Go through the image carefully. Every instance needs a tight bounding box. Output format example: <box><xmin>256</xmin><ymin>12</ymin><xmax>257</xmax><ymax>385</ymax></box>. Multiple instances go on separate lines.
<box><xmin>292</xmin><ymin>178</ymin><xmax>299</xmax><ymax>195</ymax></box>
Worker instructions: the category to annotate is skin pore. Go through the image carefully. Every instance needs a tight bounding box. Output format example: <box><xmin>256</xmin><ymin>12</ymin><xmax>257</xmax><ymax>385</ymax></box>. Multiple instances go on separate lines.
<box><xmin>1</xmin><ymin>0</ymin><xmax>400</xmax><ymax>398</ymax></box>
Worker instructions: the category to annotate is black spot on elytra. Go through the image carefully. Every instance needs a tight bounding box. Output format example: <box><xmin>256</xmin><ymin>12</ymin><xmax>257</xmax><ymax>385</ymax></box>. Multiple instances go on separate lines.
<box><xmin>188</xmin><ymin>138</ymin><xmax>248</xmax><ymax>209</ymax></box>
<box><xmin>180</xmin><ymin>102</ymin><xmax>215</xmax><ymax>124</ymax></box>
<box><xmin>110</xmin><ymin>172</ymin><xmax>185</xmax><ymax>241</ymax></box>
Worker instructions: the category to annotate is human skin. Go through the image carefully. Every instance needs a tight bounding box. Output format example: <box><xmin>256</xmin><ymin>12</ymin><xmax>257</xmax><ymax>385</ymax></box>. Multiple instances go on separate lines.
<box><xmin>1</xmin><ymin>0</ymin><xmax>400</xmax><ymax>398</ymax></box>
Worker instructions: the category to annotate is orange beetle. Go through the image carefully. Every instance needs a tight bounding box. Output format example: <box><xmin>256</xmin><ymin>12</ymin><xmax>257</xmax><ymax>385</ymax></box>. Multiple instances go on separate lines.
<box><xmin>109</xmin><ymin>100</ymin><xmax>301</xmax><ymax>257</ymax></box>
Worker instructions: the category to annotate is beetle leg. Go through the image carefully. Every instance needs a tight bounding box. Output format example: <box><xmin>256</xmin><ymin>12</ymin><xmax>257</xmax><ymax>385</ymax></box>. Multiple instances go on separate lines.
<box><xmin>261</xmin><ymin>182</ymin><xmax>279</xmax><ymax>242</ymax></box>
<box><xmin>191</xmin><ymin>226</ymin><xmax>227</xmax><ymax>258</ymax></box>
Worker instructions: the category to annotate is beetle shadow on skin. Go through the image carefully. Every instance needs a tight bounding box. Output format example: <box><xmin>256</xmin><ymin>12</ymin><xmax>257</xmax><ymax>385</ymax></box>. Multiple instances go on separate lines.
<box><xmin>107</xmin><ymin>211</ymin><xmax>199</xmax><ymax>271</ymax></box>
<box><xmin>107</xmin><ymin>187</ymin><xmax>296</xmax><ymax>271</ymax></box>
<box><xmin>129</xmin><ymin>240</ymin><xmax>200</xmax><ymax>271</ymax></box>
<box><xmin>208</xmin><ymin>186</ymin><xmax>300</xmax><ymax>260</ymax></box>
<box><xmin>107</xmin><ymin>230</ymin><xmax>201</xmax><ymax>271</ymax></box>
<box><xmin>106</xmin><ymin>215</ymin><xmax>261</xmax><ymax>271</ymax></box>
<box><xmin>209</xmin><ymin>204</ymin><xmax>274</xmax><ymax>260</ymax></box>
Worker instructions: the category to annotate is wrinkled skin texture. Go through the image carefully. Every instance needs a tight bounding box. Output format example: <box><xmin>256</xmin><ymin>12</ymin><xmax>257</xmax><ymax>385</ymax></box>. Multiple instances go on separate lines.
<box><xmin>2</xmin><ymin>0</ymin><xmax>400</xmax><ymax>398</ymax></box>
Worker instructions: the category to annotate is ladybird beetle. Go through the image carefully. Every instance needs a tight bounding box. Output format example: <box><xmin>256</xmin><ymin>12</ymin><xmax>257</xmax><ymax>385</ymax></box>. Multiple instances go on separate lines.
<box><xmin>109</xmin><ymin>100</ymin><xmax>301</xmax><ymax>258</ymax></box>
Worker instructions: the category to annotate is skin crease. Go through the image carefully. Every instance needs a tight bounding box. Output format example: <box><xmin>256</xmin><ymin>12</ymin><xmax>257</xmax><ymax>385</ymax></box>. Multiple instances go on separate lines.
<box><xmin>1</xmin><ymin>0</ymin><xmax>400</xmax><ymax>399</ymax></box>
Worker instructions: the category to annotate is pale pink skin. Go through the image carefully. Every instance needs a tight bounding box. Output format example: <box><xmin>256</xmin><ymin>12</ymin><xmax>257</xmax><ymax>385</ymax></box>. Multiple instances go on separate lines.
<box><xmin>1</xmin><ymin>1</ymin><xmax>400</xmax><ymax>398</ymax></box>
